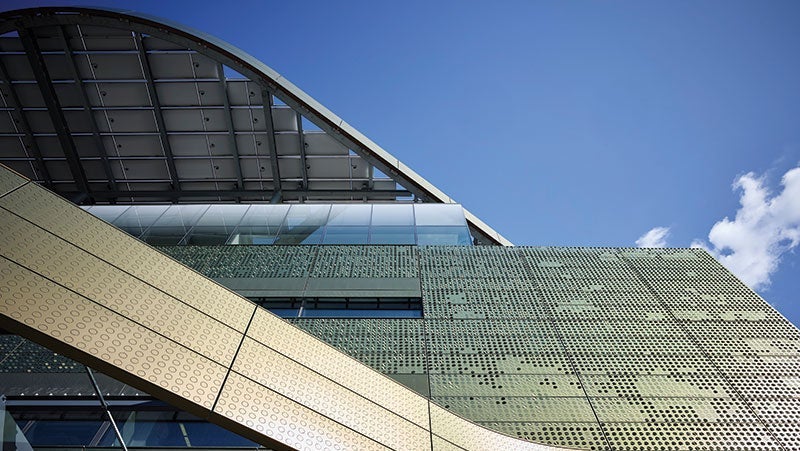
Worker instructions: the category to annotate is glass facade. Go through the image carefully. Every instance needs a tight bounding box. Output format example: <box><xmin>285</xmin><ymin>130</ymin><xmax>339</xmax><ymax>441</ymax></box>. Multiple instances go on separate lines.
<box><xmin>8</xmin><ymin>401</ymin><xmax>258</xmax><ymax>448</ymax></box>
<box><xmin>83</xmin><ymin>204</ymin><xmax>472</xmax><ymax>246</ymax></box>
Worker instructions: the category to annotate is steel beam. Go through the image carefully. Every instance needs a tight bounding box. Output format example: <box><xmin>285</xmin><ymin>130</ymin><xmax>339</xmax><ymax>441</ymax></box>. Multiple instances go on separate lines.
<box><xmin>133</xmin><ymin>32</ymin><xmax>180</xmax><ymax>198</ymax></box>
<box><xmin>54</xmin><ymin>189</ymin><xmax>411</xmax><ymax>203</ymax></box>
<box><xmin>260</xmin><ymin>88</ymin><xmax>281</xmax><ymax>202</ymax></box>
<box><xmin>295</xmin><ymin>111</ymin><xmax>309</xmax><ymax>202</ymax></box>
<box><xmin>0</xmin><ymin>55</ymin><xmax>52</xmax><ymax>189</ymax></box>
<box><xmin>216</xmin><ymin>62</ymin><xmax>244</xmax><ymax>199</ymax></box>
<box><xmin>56</xmin><ymin>25</ymin><xmax>118</xmax><ymax>195</ymax></box>
<box><xmin>58</xmin><ymin>188</ymin><xmax>411</xmax><ymax>200</ymax></box>
<box><xmin>18</xmin><ymin>27</ymin><xmax>91</xmax><ymax>202</ymax></box>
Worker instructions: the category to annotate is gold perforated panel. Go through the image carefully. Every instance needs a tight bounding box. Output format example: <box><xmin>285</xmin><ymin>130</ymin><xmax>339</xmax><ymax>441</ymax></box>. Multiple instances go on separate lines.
<box><xmin>213</xmin><ymin>372</ymin><xmax>390</xmax><ymax>450</ymax></box>
<box><xmin>248</xmin><ymin>308</ymin><xmax>432</xmax><ymax>429</ymax></box>
<box><xmin>0</xmin><ymin>208</ymin><xmax>242</xmax><ymax>366</ymax></box>
<box><xmin>0</xmin><ymin>258</ymin><xmax>227</xmax><ymax>409</ymax></box>
<box><xmin>0</xmin><ymin>183</ymin><xmax>255</xmax><ymax>332</ymax></box>
<box><xmin>232</xmin><ymin>337</ymin><xmax>430</xmax><ymax>449</ymax></box>
<box><xmin>0</xmin><ymin>167</ymin><xmax>25</xmax><ymax>197</ymax></box>
<box><xmin>432</xmin><ymin>434</ymin><xmax>467</xmax><ymax>451</ymax></box>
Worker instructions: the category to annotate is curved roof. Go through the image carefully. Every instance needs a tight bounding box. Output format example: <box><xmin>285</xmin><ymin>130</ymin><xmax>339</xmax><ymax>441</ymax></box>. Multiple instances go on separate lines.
<box><xmin>0</xmin><ymin>6</ymin><xmax>511</xmax><ymax>245</ymax></box>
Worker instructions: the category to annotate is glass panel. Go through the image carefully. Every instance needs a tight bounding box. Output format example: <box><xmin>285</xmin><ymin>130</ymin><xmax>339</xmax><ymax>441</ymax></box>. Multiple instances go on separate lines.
<box><xmin>117</xmin><ymin>226</ymin><xmax>146</xmax><ymax>237</ymax></box>
<box><xmin>255</xmin><ymin>298</ymin><xmax>303</xmax><ymax>308</ymax></box>
<box><xmin>239</xmin><ymin>204</ymin><xmax>290</xmax><ymax>227</ymax></box>
<box><xmin>276</xmin><ymin>226</ymin><xmax>323</xmax><ymax>244</ymax></box>
<box><xmin>326</xmin><ymin>205</ymin><xmax>372</xmax><ymax>226</ymax></box>
<box><xmin>264</xmin><ymin>308</ymin><xmax>300</xmax><ymax>318</ymax></box>
<box><xmin>4</xmin><ymin>412</ymin><xmax>33</xmax><ymax>450</ymax></box>
<box><xmin>228</xmin><ymin>226</ymin><xmax>278</xmax><ymax>245</ymax></box>
<box><xmin>322</xmin><ymin>226</ymin><xmax>369</xmax><ymax>244</ymax></box>
<box><xmin>413</xmin><ymin>204</ymin><xmax>467</xmax><ymax>226</ymax></box>
<box><xmin>301</xmin><ymin>309</ymin><xmax>421</xmax><ymax>318</ymax></box>
<box><xmin>83</xmin><ymin>205</ymin><xmax>129</xmax><ymax>223</ymax></box>
<box><xmin>151</xmin><ymin>204</ymin><xmax>208</xmax><ymax>227</ymax></box>
<box><xmin>369</xmin><ymin>226</ymin><xmax>415</xmax><ymax>245</ymax></box>
<box><xmin>416</xmin><ymin>226</ymin><xmax>472</xmax><ymax>245</ymax></box>
<box><xmin>282</xmin><ymin>205</ymin><xmax>331</xmax><ymax>230</ymax></box>
<box><xmin>21</xmin><ymin>420</ymin><xmax>102</xmax><ymax>446</ymax></box>
<box><xmin>113</xmin><ymin>205</ymin><xmax>169</xmax><ymax>228</ymax></box>
<box><xmin>181</xmin><ymin>421</ymin><xmax>259</xmax><ymax>446</ymax></box>
<box><xmin>371</xmin><ymin>204</ymin><xmax>413</xmax><ymax>226</ymax></box>
<box><xmin>195</xmin><ymin>205</ymin><xmax>249</xmax><ymax>226</ymax></box>
<box><xmin>140</xmin><ymin>226</ymin><xmax>189</xmax><ymax>245</ymax></box>
<box><xmin>184</xmin><ymin>226</ymin><xmax>236</xmax><ymax>245</ymax></box>
<box><xmin>101</xmin><ymin>412</ymin><xmax>186</xmax><ymax>446</ymax></box>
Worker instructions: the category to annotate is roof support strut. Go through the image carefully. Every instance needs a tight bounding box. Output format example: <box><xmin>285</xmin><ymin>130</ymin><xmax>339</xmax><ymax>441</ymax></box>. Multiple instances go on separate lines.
<box><xmin>0</xmin><ymin>55</ymin><xmax>52</xmax><ymax>189</ymax></box>
<box><xmin>216</xmin><ymin>62</ymin><xmax>244</xmax><ymax>200</ymax></box>
<box><xmin>261</xmin><ymin>88</ymin><xmax>281</xmax><ymax>202</ymax></box>
<box><xmin>134</xmin><ymin>31</ymin><xmax>180</xmax><ymax>199</ymax></box>
<box><xmin>56</xmin><ymin>25</ymin><xmax>118</xmax><ymax>196</ymax></box>
<box><xmin>18</xmin><ymin>27</ymin><xmax>90</xmax><ymax>202</ymax></box>
<box><xmin>295</xmin><ymin>111</ymin><xmax>310</xmax><ymax>202</ymax></box>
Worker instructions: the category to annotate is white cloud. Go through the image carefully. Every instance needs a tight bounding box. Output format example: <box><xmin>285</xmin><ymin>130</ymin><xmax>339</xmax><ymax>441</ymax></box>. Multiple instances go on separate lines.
<box><xmin>636</xmin><ymin>226</ymin><xmax>670</xmax><ymax>248</ymax></box>
<box><xmin>692</xmin><ymin>166</ymin><xmax>800</xmax><ymax>291</ymax></box>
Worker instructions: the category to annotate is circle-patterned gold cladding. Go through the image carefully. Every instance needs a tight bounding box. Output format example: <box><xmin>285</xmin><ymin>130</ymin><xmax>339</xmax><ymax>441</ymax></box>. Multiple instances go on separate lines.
<box><xmin>0</xmin><ymin>258</ymin><xmax>227</xmax><ymax>410</ymax></box>
<box><xmin>232</xmin><ymin>337</ymin><xmax>429</xmax><ymax>450</ymax></box>
<box><xmin>1</xmin><ymin>184</ymin><xmax>254</xmax><ymax>332</ymax></box>
<box><xmin>0</xmin><ymin>206</ymin><xmax>244</xmax><ymax>366</ymax></box>
<box><xmin>215</xmin><ymin>372</ymin><xmax>388</xmax><ymax>451</ymax></box>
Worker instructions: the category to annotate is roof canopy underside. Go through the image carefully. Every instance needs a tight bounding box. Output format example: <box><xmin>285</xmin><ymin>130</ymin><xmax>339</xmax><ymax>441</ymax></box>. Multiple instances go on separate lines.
<box><xmin>0</xmin><ymin>7</ymin><xmax>511</xmax><ymax>245</ymax></box>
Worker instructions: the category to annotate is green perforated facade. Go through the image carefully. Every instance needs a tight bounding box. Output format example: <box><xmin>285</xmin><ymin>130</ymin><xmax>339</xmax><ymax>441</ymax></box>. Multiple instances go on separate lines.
<box><xmin>3</xmin><ymin>243</ymin><xmax>799</xmax><ymax>449</ymax></box>
<box><xmin>149</xmin><ymin>245</ymin><xmax>798</xmax><ymax>450</ymax></box>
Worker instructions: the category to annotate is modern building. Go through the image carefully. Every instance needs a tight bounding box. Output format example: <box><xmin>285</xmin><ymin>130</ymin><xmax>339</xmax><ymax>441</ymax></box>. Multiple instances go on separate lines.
<box><xmin>1</xmin><ymin>6</ymin><xmax>798</xmax><ymax>451</ymax></box>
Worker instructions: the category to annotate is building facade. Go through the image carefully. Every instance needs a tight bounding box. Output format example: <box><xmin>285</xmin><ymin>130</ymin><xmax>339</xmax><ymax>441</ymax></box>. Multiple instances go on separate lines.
<box><xmin>1</xmin><ymin>6</ymin><xmax>798</xmax><ymax>451</ymax></box>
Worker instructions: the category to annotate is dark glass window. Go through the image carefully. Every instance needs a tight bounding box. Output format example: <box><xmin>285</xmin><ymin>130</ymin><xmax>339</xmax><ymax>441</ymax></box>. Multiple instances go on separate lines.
<box><xmin>253</xmin><ymin>297</ymin><xmax>423</xmax><ymax>318</ymax></box>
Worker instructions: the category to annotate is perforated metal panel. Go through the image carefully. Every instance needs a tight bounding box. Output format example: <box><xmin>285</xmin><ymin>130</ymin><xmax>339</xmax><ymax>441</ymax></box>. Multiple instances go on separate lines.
<box><xmin>134</xmin><ymin>244</ymin><xmax>800</xmax><ymax>449</ymax></box>
<box><xmin>0</xmin><ymin>166</ymin><xmax>564</xmax><ymax>451</ymax></box>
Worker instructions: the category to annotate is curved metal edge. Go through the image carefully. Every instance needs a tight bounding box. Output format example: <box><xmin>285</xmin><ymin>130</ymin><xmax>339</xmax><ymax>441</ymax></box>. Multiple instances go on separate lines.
<box><xmin>0</xmin><ymin>6</ymin><xmax>512</xmax><ymax>246</ymax></box>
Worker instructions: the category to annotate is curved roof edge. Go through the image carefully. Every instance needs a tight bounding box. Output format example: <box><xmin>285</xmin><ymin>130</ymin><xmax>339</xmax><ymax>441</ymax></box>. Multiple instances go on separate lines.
<box><xmin>0</xmin><ymin>6</ymin><xmax>513</xmax><ymax>246</ymax></box>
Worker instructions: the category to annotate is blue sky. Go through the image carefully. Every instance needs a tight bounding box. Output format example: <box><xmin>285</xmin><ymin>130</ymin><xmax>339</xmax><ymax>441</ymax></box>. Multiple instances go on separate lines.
<box><xmin>6</xmin><ymin>1</ymin><xmax>800</xmax><ymax>325</ymax></box>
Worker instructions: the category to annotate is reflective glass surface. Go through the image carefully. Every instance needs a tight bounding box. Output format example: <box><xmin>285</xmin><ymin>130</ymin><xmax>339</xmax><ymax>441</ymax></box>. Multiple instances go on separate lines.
<box><xmin>282</xmin><ymin>205</ymin><xmax>331</xmax><ymax>229</ymax></box>
<box><xmin>254</xmin><ymin>297</ymin><xmax>423</xmax><ymax>318</ymax></box>
<box><xmin>228</xmin><ymin>226</ymin><xmax>278</xmax><ymax>245</ymax></box>
<box><xmin>413</xmin><ymin>204</ymin><xmax>467</xmax><ymax>226</ymax></box>
<box><xmin>276</xmin><ymin>226</ymin><xmax>324</xmax><ymax>245</ymax></box>
<box><xmin>85</xmin><ymin>203</ymin><xmax>472</xmax><ymax>246</ymax></box>
<box><xmin>82</xmin><ymin>205</ymin><xmax>130</xmax><ymax>223</ymax></box>
<box><xmin>152</xmin><ymin>204</ymin><xmax>208</xmax><ymax>227</ymax></box>
<box><xmin>239</xmin><ymin>204</ymin><xmax>289</xmax><ymax>226</ymax></box>
<box><xmin>369</xmin><ymin>226</ymin><xmax>416</xmax><ymax>244</ymax></box>
<box><xmin>114</xmin><ymin>206</ymin><xmax>168</xmax><ymax>228</ymax></box>
<box><xmin>371</xmin><ymin>204</ymin><xmax>414</xmax><ymax>226</ymax></box>
<box><xmin>184</xmin><ymin>226</ymin><xmax>237</xmax><ymax>245</ymax></box>
<box><xmin>323</xmin><ymin>226</ymin><xmax>370</xmax><ymax>244</ymax></box>
<box><xmin>416</xmin><ymin>226</ymin><xmax>472</xmax><ymax>245</ymax></box>
<box><xmin>195</xmin><ymin>205</ymin><xmax>248</xmax><ymax>226</ymax></box>
<box><xmin>140</xmin><ymin>226</ymin><xmax>189</xmax><ymax>245</ymax></box>
<box><xmin>327</xmin><ymin>205</ymin><xmax>372</xmax><ymax>226</ymax></box>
